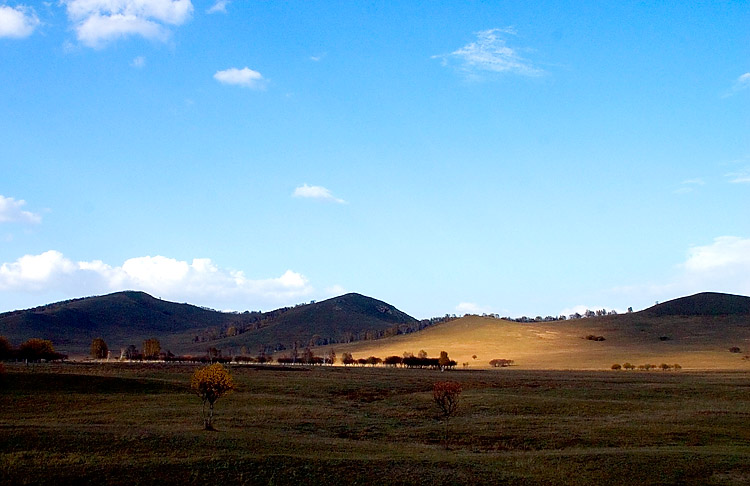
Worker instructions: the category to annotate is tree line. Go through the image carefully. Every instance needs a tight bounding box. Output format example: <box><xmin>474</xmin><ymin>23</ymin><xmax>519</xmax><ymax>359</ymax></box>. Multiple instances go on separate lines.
<box><xmin>0</xmin><ymin>336</ymin><xmax>67</xmax><ymax>362</ymax></box>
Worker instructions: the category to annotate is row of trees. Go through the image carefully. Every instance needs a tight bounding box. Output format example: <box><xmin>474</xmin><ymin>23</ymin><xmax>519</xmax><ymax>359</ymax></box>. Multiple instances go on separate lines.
<box><xmin>0</xmin><ymin>336</ymin><xmax>66</xmax><ymax>362</ymax></box>
<box><xmin>90</xmin><ymin>338</ymin><xmax>165</xmax><ymax>361</ymax></box>
<box><xmin>611</xmin><ymin>363</ymin><xmax>682</xmax><ymax>371</ymax></box>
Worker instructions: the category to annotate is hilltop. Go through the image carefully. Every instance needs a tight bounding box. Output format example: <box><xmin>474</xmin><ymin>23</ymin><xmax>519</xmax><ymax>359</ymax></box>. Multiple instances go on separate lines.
<box><xmin>0</xmin><ymin>291</ymin><xmax>417</xmax><ymax>357</ymax></box>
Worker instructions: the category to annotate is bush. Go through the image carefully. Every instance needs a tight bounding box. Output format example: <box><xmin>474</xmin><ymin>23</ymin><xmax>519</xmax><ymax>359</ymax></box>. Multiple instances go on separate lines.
<box><xmin>489</xmin><ymin>359</ymin><xmax>514</xmax><ymax>367</ymax></box>
<box><xmin>191</xmin><ymin>363</ymin><xmax>235</xmax><ymax>430</ymax></box>
<box><xmin>611</xmin><ymin>364</ymin><xmax>622</xmax><ymax>370</ymax></box>
<box><xmin>729</xmin><ymin>347</ymin><xmax>742</xmax><ymax>353</ymax></box>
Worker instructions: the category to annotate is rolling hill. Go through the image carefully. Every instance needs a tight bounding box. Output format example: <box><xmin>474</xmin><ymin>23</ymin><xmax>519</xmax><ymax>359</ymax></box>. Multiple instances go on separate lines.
<box><xmin>320</xmin><ymin>292</ymin><xmax>750</xmax><ymax>370</ymax></box>
<box><xmin>0</xmin><ymin>291</ymin><xmax>417</xmax><ymax>357</ymax></box>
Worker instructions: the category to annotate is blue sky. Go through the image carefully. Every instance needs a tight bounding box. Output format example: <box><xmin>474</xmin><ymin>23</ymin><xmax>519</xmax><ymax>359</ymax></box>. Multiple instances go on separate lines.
<box><xmin>1</xmin><ymin>0</ymin><xmax>748</xmax><ymax>319</ymax></box>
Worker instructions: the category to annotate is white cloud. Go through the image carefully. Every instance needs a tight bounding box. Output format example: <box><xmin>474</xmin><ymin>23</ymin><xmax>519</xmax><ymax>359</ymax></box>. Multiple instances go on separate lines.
<box><xmin>726</xmin><ymin>167</ymin><xmax>750</xmax><ymax>184</ymax></box>
<box><xmin>433</xmin><ymin>28</ymin><xmax>543</xmax><ymax>78</ymax></box>
<box><xmin>206</xmin><ymin>0</ymin><xmax>229</xmax><ymax>14</ymax></box>
<box><xmin>0</xmin><ymin>251</ymin><xmax>313</xmax><ymax>309</ymax></box>
<box><xmin>63</xmin><ymin>0</ymin><xmax>193</xmax><ymax>48</ymax></box>
<box><xmin>611</xmin><ymin>236</ymin><xmax>750</xmax><ymax>308</ymax></box>
<box><xmin>131</xmin><ymin>55</ymin><xmax>145</xmax><ymax>68</ymax></box>
<box><xmin>0</xmin><ymin>4</ymin><xmax>39</xmax><ymax>38</ymax></box>
<box><xmin>0</xmin><ymin>195</ymin><xmax>41</xmax><ymax>224</ymax></box>
<box><xmin>292</xmin><ymin>184</ymin><xmax>346</xmax><ymax>204</ymax></box>
<box><xmin>673</xmin><ymin>178</ymin><xmax>705</xmax><ymax>194</ymax></box>
<box><xmin>732</xmin><ymin>72</ymin><xmax>750</xmax><ymax>92</ymax></box>
<box><xmin>213</xmin><ymin>67</ymin><xmax>265</xmax><ymax>89</ymax></box>
<box><xmin>456</xmin><ymin>302</ymin><xmax>489</xmax><ymax>315</ymax></box>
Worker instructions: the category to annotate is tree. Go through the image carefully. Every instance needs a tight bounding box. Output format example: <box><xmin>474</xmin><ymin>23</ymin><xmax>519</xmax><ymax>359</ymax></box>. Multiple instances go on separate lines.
<box><xmin>19</xmin><ymin>338</ymin><xmax>63</xmax><ymax>361</ymax></box>
<box><xmin>90</xmin><ymin>338</ymin><xmax>108</xmax><ymax>360</ymax></box>
<box><xmin>418</xmin><ymin>349</ymin><xmax>428</xmax><ymax>359</ymax></box>
<box><xmin>0</xmin><ymin>336</ymin><xmax>12</xmax><ymax>360</ymax></box>
<box><xmin>611</xmin><ymin>363</ymin><xmax>621</xmax><ymax>370</ymax></box>
<box><xmin>438</xmin><ymin>351</ymin><xmax>451</xmax><ymax>370</ymax></box>
<box><xmin>326</xmin><ymin>349</ymin><xmax>336</xmax><ymax>365</ymax></box>
<box><xmin>433</xmin><ymin>381</ymin><xmax>462</xmax><ymax>449</ymax></box>
<box><xmin>191</xmin><ymin>363</ymin><xmax>235</xmax><ymax>430</ymax></box>
<box><xmin>143</xmin><ymin>339</ymin><xmax>161</xmax><ymax>360</ymax></box>
<box><xmin>341</xmin><ymin>352</ymin><xmax>355</xmax><ymax>365</ymax></box>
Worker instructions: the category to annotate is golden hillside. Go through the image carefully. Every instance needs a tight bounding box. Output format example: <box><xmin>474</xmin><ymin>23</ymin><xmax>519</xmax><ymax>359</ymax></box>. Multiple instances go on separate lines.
<box><xmin>320</xmin><ymin>312</ymin><xmax>750</xmax><ymax>370</ymax></box>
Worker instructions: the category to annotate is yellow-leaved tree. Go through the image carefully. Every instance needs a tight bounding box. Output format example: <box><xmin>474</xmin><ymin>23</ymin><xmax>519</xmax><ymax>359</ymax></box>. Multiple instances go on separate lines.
<box><xmin>191</xmin><ymin>363</ymin><xmax>235</xmax><ymax>430</ymax></box>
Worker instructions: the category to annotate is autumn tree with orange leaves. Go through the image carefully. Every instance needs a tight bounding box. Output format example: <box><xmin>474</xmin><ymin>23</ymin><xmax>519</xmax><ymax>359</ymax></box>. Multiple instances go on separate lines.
<box><xmin>191</xmin><ymin>363</ymin><xmax>235</xmax><ymax>430</ymax></box>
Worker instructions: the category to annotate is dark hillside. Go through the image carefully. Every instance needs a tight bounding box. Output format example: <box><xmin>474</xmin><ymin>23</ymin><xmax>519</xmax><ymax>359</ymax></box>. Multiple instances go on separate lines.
<box><xmin>0</xmin><ymin>291</ymin><xmax>418</xmax><ymax>357</ymax></box>
<box><xmin>181</xmin><ymin>293</ymin><xmax>418</xmax><ymax>354</ymax></box>
<box><xmin>0</xmin><ymin>291</ymin><xmax>233</xmax><ymax>353</ymax></box>
<box><xmin>643</xmin><ymin>292</ymin><xmax>750</xmax><ymax>317</ymax></box>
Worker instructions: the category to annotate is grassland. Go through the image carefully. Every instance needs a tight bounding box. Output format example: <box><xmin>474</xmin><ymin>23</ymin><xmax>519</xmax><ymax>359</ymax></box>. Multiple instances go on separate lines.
<box><xmin>324</xmin><ymin>314</ymin><xmax>750</xmax><ymax>370</ymax></box>
<box><xmin>2</xmin><ymin>363</ymin><xmax>750</xmax><ymax>485</ymax></box>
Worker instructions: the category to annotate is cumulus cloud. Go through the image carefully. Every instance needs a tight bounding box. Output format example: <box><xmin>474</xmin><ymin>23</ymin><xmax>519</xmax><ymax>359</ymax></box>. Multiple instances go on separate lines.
<box><xmin>0</xmin><ymin>251</ymin><xmax>313</xmax><ymax>309</ymax></box>
<box><xmin>433</xmin><ymin>28</ymin><xmax>543</xmax><ymax>78</ymax></box>
<box><xmin>62</xmin><ymin>0</ymin><xmax>193</xmax><ymax>48</ymax></box>
<box><xmin>611</xmin><ymin>236</ymin><xmax>750</xmax><ymax>308</ymax></box>
<box><xmin>292</xmin><ymin>184</ymin><xmax>346</xmax><ymax>204</ymax></box>
<box><xmin>206</xmin><ymin>0</ymin><xmax>229</xmax><ymax>14</ymax></box>
<box><xmin>0</xmin><ymin>195</ymin><xmax>41</xmax><ymax>224</ymax></box>
<box><xmin>213</xmin><ymin>67</ymin><xmax>265</xmax><ymax>89</ymax></box>
<box><xmin>0</xmin><ymin>4</ymin><xmax>39</xmax><ymax>38</ymax></box>
<box><xmin>455</xmin><ymin>302</ymin><xmax>490</xmax><ymax>315</ymax></box>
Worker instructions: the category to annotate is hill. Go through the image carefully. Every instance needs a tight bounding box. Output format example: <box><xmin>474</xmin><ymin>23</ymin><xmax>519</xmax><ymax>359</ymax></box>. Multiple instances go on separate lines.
<box><xmin>321</xmin><ymin>292</ymin><xmax>750</xmax><ymax>370</ymax></box>
<box><xmin>644</xmin><ymin>292</ymin><xmax>750</xmax><ymax>317</ymax></box>
<box><xmin>0</xmin><ymin>291</ymin><xmax>418</xmax><ymax>357</ymax></box>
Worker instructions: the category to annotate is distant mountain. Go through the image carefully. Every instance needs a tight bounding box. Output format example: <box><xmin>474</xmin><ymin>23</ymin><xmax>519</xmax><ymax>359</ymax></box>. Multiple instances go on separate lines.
<box><xmin>643</xmin><ymin>292</ymin><xmax>750</xmax><ymax>317</ymax></box>
<box><xmin>0</xmin><ymin>291</ymin><xmax>418</xmax><ymax>357</ymax></box>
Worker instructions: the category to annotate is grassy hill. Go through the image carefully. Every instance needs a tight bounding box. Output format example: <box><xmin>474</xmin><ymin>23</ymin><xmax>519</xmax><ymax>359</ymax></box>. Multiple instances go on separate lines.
<box><xmin>319</xmin><ymin>292</ymin><xmax>750</xmax><ymax>370</ymax></box>
<box><xmin>0</xmin><ymin>291</ymin><xmax>417</xmax><ymax>357</ymax></box>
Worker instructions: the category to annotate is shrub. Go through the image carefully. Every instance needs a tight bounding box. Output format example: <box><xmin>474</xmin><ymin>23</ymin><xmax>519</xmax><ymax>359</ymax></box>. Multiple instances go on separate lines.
<box><xmin>611</xmin><ymin>364</ymin><xmax>622</xmax><ymax>370</ymax></box>
<box><xmin>489</xmin><ymin>359</ymin><xmax>514</xmax><ymax>368</ymax></box>
<box><xmin>433</xmin><ymin>381</ymin><xmax>462</xmax><ymax>449</ymax></box>
<box><xmin>729</xmin><ymin>347</ymin><xmax>742</xmax><ymax>353</ymax></box>
<box><xmin>623</xmin><ymin>362</ymin><xmax>635</xmax><ymax>370</ymax></box>
<box><xmin>191</xmin><ymin>363</ymin><xmax>235</xmax><ymax>430</ymax></box>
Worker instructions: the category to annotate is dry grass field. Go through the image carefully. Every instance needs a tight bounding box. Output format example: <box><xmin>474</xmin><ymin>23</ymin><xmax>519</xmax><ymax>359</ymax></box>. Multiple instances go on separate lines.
<box><xmin>2</xmin><ymin>362</ymin><xmax>750</xmax><ymax>485</ymax></box>
<box><xmin>323</xmin><ymin>314</ymin><xmax>750</xmax><ymax>370</ymax></box>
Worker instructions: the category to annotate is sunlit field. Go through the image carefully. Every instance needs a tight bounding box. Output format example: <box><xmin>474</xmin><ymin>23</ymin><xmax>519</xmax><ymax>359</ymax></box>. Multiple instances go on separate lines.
<box><xmin>2</xmin><ymin>363</ymin><xmax>750</xmax><ymax>485</ymax></box>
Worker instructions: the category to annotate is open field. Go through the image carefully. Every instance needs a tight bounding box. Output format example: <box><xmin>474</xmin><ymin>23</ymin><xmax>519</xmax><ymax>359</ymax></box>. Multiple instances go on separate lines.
<box><xmin>322</xmin><ymin>314</ymin><xmax>750</xmax><ymax>370</ymax></box>
<box><xmin>2</xmin><ymin>363</ymin><xmax>750</xmax><ymax>485</ymax></box>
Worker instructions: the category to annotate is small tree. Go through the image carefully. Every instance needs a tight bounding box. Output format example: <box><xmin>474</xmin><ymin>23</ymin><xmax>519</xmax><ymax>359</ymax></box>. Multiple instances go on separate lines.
<box><xmin>611</xmin><ymin>363</ymin><xmax>621</xmax><ymax>370</ymax></box>
<box><xmin>0</xmin><ymin>336</ymin><xmax>12</xmax><ymax>360</ymax></box>
<box><xmin>91</xmin><ymin>338</ymin><xmax>108</xmax><ymax>360</ymax></box>
<box><xmin>418</xmin><ymin>349</ymin><xmax>428</xmax><ymax>359</ymax></box>
<box><xmin>433</xmin><ymin>381</ymin><xmax>462</xmax><ymax>449</ymax></box>
<box><xmin>143</xmin><ymin>339</ymin><xmax>161</xmax><ymax>360</ymax></box>
<box><xmin>438</xmin><ymin>351</ymin><xmax>451</xmax><ymax>370</ymax></box>
<box><xmin>191</xmin><ymin>363</ymin><xmax>235</xmax><ymax>430</ymax></box>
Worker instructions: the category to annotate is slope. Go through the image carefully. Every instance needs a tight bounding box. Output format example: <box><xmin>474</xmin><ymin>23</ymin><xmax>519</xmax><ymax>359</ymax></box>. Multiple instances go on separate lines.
<box><xmin>322</xmin><ymin>293</ymin><xmax>750</xmax><ymax>370</ymax></box>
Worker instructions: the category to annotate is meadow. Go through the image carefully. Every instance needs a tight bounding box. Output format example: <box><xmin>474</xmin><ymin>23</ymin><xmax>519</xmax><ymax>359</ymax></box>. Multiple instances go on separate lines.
<box><xmin>2</xmin><ymin>363</ymin><xmax>750</xmax><ymax>485</ymax></box>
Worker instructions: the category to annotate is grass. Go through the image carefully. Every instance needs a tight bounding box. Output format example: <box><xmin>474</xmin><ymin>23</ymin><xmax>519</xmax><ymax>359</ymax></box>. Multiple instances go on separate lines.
<box><xmin>323</xmin><ymin>314</ymin><xmax>750</xmax><ymax>370</ymax></box>
<box><xmin>2</xmin><ymin>363</ymin><xmax>750</xmax><ymax>485</ymax></box>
